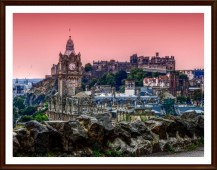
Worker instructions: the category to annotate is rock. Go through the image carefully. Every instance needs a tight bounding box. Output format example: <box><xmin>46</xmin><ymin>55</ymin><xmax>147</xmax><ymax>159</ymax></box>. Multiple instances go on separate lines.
<box><xmin>112</xmin><ymin>122</ymin><xmax>132</xmax><ymax>144</ymax></box>
<box><xmin>166</xmin><ymin>118</ymin><xmax>192</xmax><ymax>138</ymax></box>
<box><xmin>76</xmin><ymin>115</ymin><xmax>105</xmax><ymax>144</ymax></box>
<box><xmin>130</xmin><ymin>121</ymin><xmax>154</xmax><ymax>140</ymax></box>
<box><xmin>63</xmin><ymin>120</ymin><xmax>88</xmax><ymax>151</ymax></box>
<box><xmin>15</xmin><ymin>128</ymin><xmax>35</xmax><ymax>153</ymax></box>
<box><xmin>145</xmin><ymin>118</ymin><xmax>172</xmax><ymax>140</ymax></box>
<box><xmin>181</xmin><ymin>111</ymin><xmax>197</xmax><ymax>119</ymax></box>
<box><xmin>13</xmin><ymin>133</ymin><xmax>20</xmax><ymax>155</ymax></box>
<box><xmin>34</xmin><ymin>130</ymin><xmax>50</xmax><ymax>153</ymax></box>
<box><xmin>110</xmin><ymin>136</ymin><xmax>152</xmax><ymax>156</ymax></box>
<box><xmin>76</xmin><ymin>115</ymin><xmax>98</xmax><ymax>129</ymax></box>
<box><xmin>44</xmin><ymin>121</ymin><xmax>66</xmax><ymax>133</ymax></box>
<box><xmin>152</xmin><ymin>141</ymin><xmax>162</xmax><ymax>153</ymax></box>
<box><xmin>94</xmin><ymin>113</ymin><xmax>113</xmax><ymax>131</ymax></box>
<box><xmin>158</xmin><ymin>139</ymin><xmax>168</xmax><ymax>152</ymax></box>
<box><xmin>109</xmin><ymin>137</ymin><xmax>127</xmax><ymax>152</ymax></box>
<box><xmin>129</xmin><ymin>137</ymin><xmax>152</xmax><ymax>156</ymax></box>
<box><xmin>25</xmin><ymin>120</ymin><xmax>48</xmax><ymax>132</ymax></box>
<box><xmin>195</xmin><ymin>116</ymin><xmax>204</xmax><ymax>137</ymax></box>
<box><xmin>25</xmin><ymin>120</ymin><xmax>63</xmax><ymax>153</ymax></box>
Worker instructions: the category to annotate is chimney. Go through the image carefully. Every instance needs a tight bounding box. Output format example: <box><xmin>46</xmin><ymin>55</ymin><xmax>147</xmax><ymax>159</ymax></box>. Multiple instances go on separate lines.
<box><xmin>85</xmin><ymin>85</ymin><xmax>89</xmax><ymax>91</ymax></box>
<box><xmin>136</xmin><ymin>87</ymin><xmax>141</xmax><ymax>98</ymax></box>
<box><xmin>91</xmin><ymin>87</ymin><xmax>95</xmax><ymax>98</ymax></box>
<box><xmin>112</xmin><ymin>87</ymin><xmax>116</xmax><ymax>98</ymax></box>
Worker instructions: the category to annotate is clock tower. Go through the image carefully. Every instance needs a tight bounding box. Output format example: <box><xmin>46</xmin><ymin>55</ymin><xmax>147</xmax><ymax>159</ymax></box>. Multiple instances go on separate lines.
<box><xmin>57</xmin><ymin>36</ymin><xmax>83</xmax><ymax>97</ymax></box>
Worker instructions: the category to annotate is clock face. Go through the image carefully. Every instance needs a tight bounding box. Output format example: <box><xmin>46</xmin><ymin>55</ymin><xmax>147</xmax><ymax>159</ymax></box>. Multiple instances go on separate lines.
<box><xmin>69</xmin><ymin>63</ymin><xmax>76</xmax><ymax>70</ymax></box>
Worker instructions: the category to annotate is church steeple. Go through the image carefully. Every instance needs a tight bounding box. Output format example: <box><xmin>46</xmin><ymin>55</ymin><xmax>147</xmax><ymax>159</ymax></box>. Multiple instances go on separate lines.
<box><xmin>66</xmin><ymin>36</ymin><xmax>74</xmax><ymax>51</ymax></box>
<box><xmin>65</xmin><ymin>36</ymin><xmax>75</xmax><ymax>56</ymax></box>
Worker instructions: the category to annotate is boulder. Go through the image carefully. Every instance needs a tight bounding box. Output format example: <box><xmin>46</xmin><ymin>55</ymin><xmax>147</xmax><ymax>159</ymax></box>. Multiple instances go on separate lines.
<box><xmin>166</xmin><ymin>118</ymin><xmax>193</xmax><ymax>138</ymax></box>
<box><xmin>109</xmin><ymin>136</ymin><xmax>152</xmax><ymax>156</ymax></box>
<box><xmin>25</xmin><ymin>120</ymin><xmax>48</xmax><ymax>132</ymax></box>
<box><xmin>111</xmin><ymin>122</ymin><xmax>132</xmax><ymax>144</ymax></box>
<box><xmin>15</xmin><ymin>128</ymin><xmax>35</xmax><ymax>154</ymax></box>
<box><xmin>44</xmin><ymin>121</ymin><xmax>66</xmax><ymax>133</ymax></box>
<box><xmin>76</xmin><ymin>115</ymin><xmax>105</xmax><ymax>145</ymax></box>
<box><xmin>94</xmin><ymin>113</ymin><xmax>113</xmax><ymax>131</ymax></box>
<box><xmin>195</xmin><ymin>115</ymin><xmax>204</xmax><ymax>137</ymax></box>
<box><xmin>145</xmin><ymin>118</ymin><xmax>172</xmax><ymax>140</ymax></box>
<box><xmin>13</xmin><ymin>132</ymin><xmax>20</xmax><ymax>155</ymax></box>
<box><xmin>63</xmin><ymin>120</ymin><xmax>88</xmax><ymax>151</ymax></box>
<box><xmin>25</xmin><ymin>120</ymin><xmax>63</xmax><ymax>153</ymax></box>
<box><xmin>164</xmin><ymin>137</ymin><xmax>193</xmax><ymax>152</ymax></box>
<box><xmin>129</xmin><ymin>137</ymin><xmax>152</xmax><ymax>156</ymax></box>
<box><xmin>181</xmin><ymin>111</ymin><xmax>197</xmax><ymax>119</ymax></box>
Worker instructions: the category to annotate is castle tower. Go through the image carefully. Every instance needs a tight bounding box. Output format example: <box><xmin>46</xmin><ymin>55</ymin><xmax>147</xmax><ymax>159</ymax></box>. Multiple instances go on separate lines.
<box><xmin>57</xmin><ymin>36</ymin><xmax>83</xmax><ymax>97</ymax></box>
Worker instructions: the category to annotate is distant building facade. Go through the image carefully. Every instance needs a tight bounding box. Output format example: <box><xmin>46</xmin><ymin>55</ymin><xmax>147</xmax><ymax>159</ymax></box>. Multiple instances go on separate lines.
<box><xmin>143</xmin><ymin>75</ymin><xmax>169</xmax><ymax>87</ymax></box>
<box><xmin>131</xmin><ymin>52</ymin><xmax>175</xmax><ymax>73</ymax></box>
<box><xmin>92</xmin><ymin>60</ymin><xmax>132</xmax><ymax>78</ymax></box>
<box><xmin>13</xmin><ymin>78</ymin><xmax>32</xmax><ymax>97</ymax></box>
<box><xmin>91</xmin><ymin>52</ymin><xmax>176</xmax><ymax>78</ymax></box>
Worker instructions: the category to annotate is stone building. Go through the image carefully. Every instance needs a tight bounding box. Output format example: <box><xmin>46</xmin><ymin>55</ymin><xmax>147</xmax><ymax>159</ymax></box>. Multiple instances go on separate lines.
<box><xmin>91</xmin><ymin>52</ymin><xmax>175</xmax><ymax>78</ymax></box>
<box><xmin>143</xmin><ymin>75</ymin><xmax>170</xmax><ymax>87</ymax></box>
<box><xmin>131</xmin><ymin>52</ymin><xmax>175</xmax><ymax>73</ymax></box>
<box><xmin>167</xmin><ymin>71</ymin><xmax>189</xmax><ymax>97</ymax></box>
<box><xmin>92</xmin><ymin>60</ymin><xmax>132</xmax><ymax>78</ymax></box>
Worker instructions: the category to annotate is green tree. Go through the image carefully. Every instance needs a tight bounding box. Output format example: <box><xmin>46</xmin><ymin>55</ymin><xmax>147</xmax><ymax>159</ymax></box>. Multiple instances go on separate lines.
<box><xmin>33</xmin><ymin>112</ymin><xmax>49</xmax><ymax>122</ymax></box>
<box><xmin>19</xmin><ymin>115</ymin><xmax>33</xmax><ymax>122</ymax></box>
<box><xmin>179</xmin><ymin>73</ymin><xmax>188</xmax><ymax>80</ymax></box>
<box><xmin>119</xmin><ymin>85</ymin><xmax>125</xmax><ymax>93</ymax></box>
<box><xmin>192</xmin><ymin>90</ymin><xmax>203</xmax><ymax>102</ymax></box>
<box><xmin>176</xmin><ymin>96</ymin><xmax>187</xmax><ymax>104</ymax></box>
<box><xmin>89</xmin><ymin>78</ymin><xmax>98</xmax><ymax>88</ymax></box>
<box><xmin>13</xmin><ymin>97</ymin><xmax>25</xmax><ymax>110</ymax></box>
<box><xmin>162</xmin><ymin>99</ymin><xmax>176</xmax><ymax>115</ymax></box>
<box><xmin>105</xmin><ymin>73</ymin><xmax>115</xmax><ymax>86</ymax></box>
<box><xmin>98</xmin><ymin>74</ymin><xmax>107</xmax><ymax>85</ymax></box>
<box><xmin>84</xmin><ymin>63</ymin><xmax>93</xmax><ymax>72</ymax></box>
<box><xmin>115</xmin><ymin>70</ymin><xmax>127</xmax><ymax>90</ymax></box>
<box><xmin>20</xmin><ymin>106</ymin><xmax>37</xmax><ymax>116</ymax></box>
<box><xmin>128</xmin><ymin>68</ymin><xmax>147</xmax><ymax>86</ymax></box>
<box><xmin>186</xmin><ymin>97</ymin><xmax>191</xmax><ymax>104</ymax></box>
<box><xmin>152</xmin><ymin>72</ymin><xmax>159</xmax><ymax>78</ymax></box>
<box><xmin>98</xmin><ymin>73</ymin><xmax>115</xmax><ymax>86</ymax></box>
<box><xmin>44</xmin><ymin>102</ymin><xmax>48</xmax><ymax>109</ymax></box>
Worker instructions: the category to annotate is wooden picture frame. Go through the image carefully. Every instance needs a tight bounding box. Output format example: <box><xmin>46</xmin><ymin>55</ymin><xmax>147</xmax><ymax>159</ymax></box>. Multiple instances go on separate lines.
<box><xmin>0</xmin><ymin>0</ymin><xmax>216</xmax><ymax>169</ymax></box>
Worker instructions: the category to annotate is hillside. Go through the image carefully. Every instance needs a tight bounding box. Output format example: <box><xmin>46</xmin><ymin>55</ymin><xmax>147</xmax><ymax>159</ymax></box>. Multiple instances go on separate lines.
<box><xmin>25</xmin><ymin>78</ymin><xmax>58</xmax><ymax>106</ymax></box>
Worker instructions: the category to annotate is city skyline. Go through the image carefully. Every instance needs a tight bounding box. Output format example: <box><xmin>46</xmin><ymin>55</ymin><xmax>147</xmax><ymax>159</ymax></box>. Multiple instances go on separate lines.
<box><xmin>13</xmin><ymin>13</ymin><xmax>204</xmax><ymax>78</ymax></box>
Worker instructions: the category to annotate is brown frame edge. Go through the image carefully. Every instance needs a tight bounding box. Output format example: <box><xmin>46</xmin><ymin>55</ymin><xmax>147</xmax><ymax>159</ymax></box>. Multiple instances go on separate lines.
<box><xmin>0</xmin><ymin>0</ymin><xmax>216</xmax><ymax>170</ymax></box>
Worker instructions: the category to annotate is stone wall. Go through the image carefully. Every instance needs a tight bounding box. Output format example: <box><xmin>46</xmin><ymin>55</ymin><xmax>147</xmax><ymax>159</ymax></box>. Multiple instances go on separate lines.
<box><xmin>13</xmin><ymin>112</ymin><xmax>204</xmax><ymax>157</ymax></box>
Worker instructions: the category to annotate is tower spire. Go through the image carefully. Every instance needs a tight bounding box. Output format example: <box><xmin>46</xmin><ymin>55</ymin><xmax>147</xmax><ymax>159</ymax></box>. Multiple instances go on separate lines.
<box><xmin>69</xmin><ymin>28</ymin><xmax>71</xmax><ymax>37</ymax></box>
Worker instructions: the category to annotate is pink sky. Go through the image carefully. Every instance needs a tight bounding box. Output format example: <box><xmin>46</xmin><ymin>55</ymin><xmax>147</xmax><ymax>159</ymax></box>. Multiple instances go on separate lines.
<box><xmin>13</xmin><ymin>13</ymin><xmax>204</xmax><ymax>78</ymax></box>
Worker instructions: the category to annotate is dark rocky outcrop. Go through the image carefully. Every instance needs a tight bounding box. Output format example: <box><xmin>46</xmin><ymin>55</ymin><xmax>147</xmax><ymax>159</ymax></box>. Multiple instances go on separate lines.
<box><xmin>13</xmin><ymin>115</ymin><xmax>204</xmax><ymax>157</ymax></box>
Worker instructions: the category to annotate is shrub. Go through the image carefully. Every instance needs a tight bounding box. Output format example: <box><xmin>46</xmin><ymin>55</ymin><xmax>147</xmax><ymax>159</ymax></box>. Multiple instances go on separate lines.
<box><xmin>104</xmin><ymin>149</ymin><xmax>123</xmax><ymax>157</ymax></box>
<box><xmin>187</xmin><ymin>144</ymin><xmax>197</xmax><ymax>151</ymax></box>
<box><xmin>33</xmin><ymin>112</ymin><xmax>49</xmax><ymax>122</ymax></box>
<box><xmin>19</xmin><ymin>115</ymin><xmax>33</xmax><ymax>122</ymax></box>
<box><xmin>164</xmin><ymin>143</ymin><xmax>175</xmax><ymax>152</ymax></box>
<box><xmin>13</xmin><ymin>97</ymin><xmax>25</xmax><ymax>110</ymax></box>
<box><xmin>92</xmin><ymin>149</ymin><xmax>104</xmax><ymax>157</ymax></box>
<box><xmin>20</xmin><ymin>106</ymin><xmax>37</xmax><ymax>116</ymax></box>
